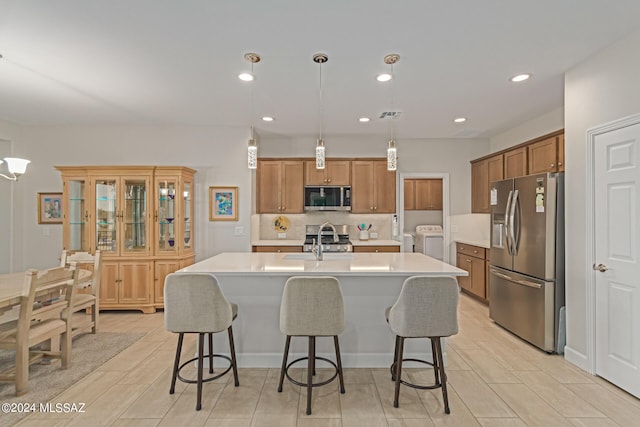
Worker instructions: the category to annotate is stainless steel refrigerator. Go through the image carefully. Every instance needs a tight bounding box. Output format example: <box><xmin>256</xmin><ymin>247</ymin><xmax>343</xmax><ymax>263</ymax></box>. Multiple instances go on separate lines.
<box><xmin>489</xmin><ymin>172</ymin><xmax>564</xmax><ymax>353</ymax></box>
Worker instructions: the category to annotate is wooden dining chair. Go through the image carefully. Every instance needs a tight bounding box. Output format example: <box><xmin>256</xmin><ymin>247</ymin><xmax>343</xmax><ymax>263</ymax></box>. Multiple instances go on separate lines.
<box><xmin>60</xmin><ymin>250</ymin><xmax>102</xmax><ymax>336</ymax></box>
<box><xmin>0</xmin><ymin>266</ymin><xmax>78</xmax><ymax>396</ymax></box>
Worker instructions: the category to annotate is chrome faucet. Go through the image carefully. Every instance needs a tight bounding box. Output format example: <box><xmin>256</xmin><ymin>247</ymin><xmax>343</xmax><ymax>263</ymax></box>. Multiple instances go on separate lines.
<box><xmin>313</xmin><ymin>221</ymin><xmax>338</xmax><ymax>261</ymax></box>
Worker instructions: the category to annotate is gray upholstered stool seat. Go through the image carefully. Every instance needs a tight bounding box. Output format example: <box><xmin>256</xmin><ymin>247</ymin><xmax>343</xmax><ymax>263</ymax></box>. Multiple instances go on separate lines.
<box><xmin>386</xmin><ymin>275</ymin><xmax>459</xmax><ymax>414</ymax></box>
<box><xmin>277</xmin><ymin>276</ymin><xmax>346</xmax><ymax>415</ymax></box>
<box><xmin>164</xmin><ymin>273</ymin><xmax>240</xmax><ymax>411</ymax></box>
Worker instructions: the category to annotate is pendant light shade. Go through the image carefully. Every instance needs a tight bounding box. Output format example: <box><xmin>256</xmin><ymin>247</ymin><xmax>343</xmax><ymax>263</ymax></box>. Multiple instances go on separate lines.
<box><xmin>387</xmin><ymin>140</ymin><xmax>397</xmax><ymax>171</ymax></box>
<box><xmin>248</xmin><ymin>135</ymin><xmax>257</xmax><ymax>169</ymax></box>
<box><xmin>244</xmin><ymin>53</ymin><xmax>261</xmax><ymax>169</ymax></box>
<box><xmin>316</xmin><ymin>138</ymin><xmax>325</xmax><ymax>169</ymax></box>
<box><xmin>314</xmin><ymin>53</ymin><xmax>328</xmax><ymax>169</ymax></box>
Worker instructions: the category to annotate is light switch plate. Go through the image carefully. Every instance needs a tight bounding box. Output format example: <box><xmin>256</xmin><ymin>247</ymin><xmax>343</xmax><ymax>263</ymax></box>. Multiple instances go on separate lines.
<box><xmin>277</xmin><ymin>232</ymin><xmax>287</xmax><ymax>239</ymax></box>
<box><xmin>234</xmin><ymin>226</ymin><xmax>244</xmax><ymax>236</ymax></box>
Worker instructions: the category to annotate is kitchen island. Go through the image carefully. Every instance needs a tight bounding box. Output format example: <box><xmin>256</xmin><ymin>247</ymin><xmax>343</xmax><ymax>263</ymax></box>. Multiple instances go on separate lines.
<box><xmin>177</xmin><ymin>252</ymin><xmax>467</xmax><ymax>367</ymax></box>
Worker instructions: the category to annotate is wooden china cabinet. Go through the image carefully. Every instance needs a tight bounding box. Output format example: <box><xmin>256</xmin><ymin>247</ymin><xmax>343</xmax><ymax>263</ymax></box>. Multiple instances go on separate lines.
<box><xmin>57</xmin><ymin>166</ymin><xmax>196</xmax><ymax>313</ymax></box>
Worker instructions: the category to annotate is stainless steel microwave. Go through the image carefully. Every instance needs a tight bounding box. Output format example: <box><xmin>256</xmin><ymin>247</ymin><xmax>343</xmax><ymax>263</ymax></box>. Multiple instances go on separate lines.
<box><xmin>304</xmin><ymin>186</ymin><xmax>351</xmax><ymax>211</ymax></box>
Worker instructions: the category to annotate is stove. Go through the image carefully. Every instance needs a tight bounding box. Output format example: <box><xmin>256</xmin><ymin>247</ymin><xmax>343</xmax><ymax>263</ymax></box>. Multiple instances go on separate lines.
<box><xmin>303</xmin><ymin>224</ymin><xmax>353</xmax><ymax>253</ymax></box>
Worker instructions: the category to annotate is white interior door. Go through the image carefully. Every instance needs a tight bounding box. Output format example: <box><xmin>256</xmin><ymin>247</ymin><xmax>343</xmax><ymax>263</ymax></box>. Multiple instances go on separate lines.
<box><xmin>594</xmin><ymin>122</ymin><xmax>640</xmax><ymax>398</ymax></box>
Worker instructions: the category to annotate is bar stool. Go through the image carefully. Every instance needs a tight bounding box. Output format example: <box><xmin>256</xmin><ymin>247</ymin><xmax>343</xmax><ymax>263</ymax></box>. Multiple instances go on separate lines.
<box><xmin>385</xmin><ymin>275</ymin><xmax>459</xmax><ymax>413</ymax></box>
<box><xmin>164</xmin><ymin>273</ymin><xmax>240</xmax><ymax>411</ymax></box>
<box><xmin>277</xmin><ymin>276</ymin><xmax>346</xmax><ymax>415</ymax></box>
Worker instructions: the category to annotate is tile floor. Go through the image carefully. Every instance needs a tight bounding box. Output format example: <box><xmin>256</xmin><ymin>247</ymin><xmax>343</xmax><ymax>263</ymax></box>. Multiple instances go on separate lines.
<box><xmin>16</xmin><ymin>292</ymin><xmax>640</xmax><ymax>426</ymax></box>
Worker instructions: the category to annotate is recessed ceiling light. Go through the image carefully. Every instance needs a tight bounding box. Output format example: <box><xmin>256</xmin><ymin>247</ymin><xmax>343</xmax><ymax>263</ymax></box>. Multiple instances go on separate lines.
<box><xmin>454</xmin><ymin>117</ymin><xmax>467</xmax><ymax>123</ymax></box>
<box><xmin>359</xmin><ymin>117</ymin><xmax>370</xmax><ymax>123</ymax></box>
<box><xmin>262</xmin><ymin>116</ymin><xmax>274</xmax><ymax>122</ymax></box>
<box><xmin>510</xmin><ymin>73</ymin><xmax>531</xmax><ymax>82</ymax></box>
<box><xmin>376</xmin><ymin>73</ymin><xmax>392</xmax><ymax>82</ymax></box>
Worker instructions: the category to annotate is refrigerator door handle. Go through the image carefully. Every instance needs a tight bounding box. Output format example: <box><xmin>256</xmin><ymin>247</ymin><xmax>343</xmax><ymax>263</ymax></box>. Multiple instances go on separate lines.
<box><xmin>512</xmin><ymin>190</ymin><xmax>520</xmax><ymax>255</ymax></box>
<box><xmin>490</xmin><ymin>269</ymin><xmax>543</xmax><ymax>289</ymax></box>
<box><xmin>505</xmin><ymin>190</ymin><xmax>514</xmax><ymax>255</ymax></box>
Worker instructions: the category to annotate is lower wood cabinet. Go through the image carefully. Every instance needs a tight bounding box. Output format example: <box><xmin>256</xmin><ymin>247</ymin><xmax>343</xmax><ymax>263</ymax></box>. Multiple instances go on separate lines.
<box><xmin>252</xmin><ymin>246</ymin><xmax>303</xmax><ymax>253</ymax></box>
<box><xmin>100</xmin><ymin>260</ymin><xmax>154</xmax><ymax>313</ymax></box>
<box><xmin>456</xmin><ymin>243</ymin><xmax>488</xmax><ymax>300</ymax></box>
<box><xmin>353</xmin><ymin>245</ymin><xmax>400</xmax><ymax>253</ymax></box>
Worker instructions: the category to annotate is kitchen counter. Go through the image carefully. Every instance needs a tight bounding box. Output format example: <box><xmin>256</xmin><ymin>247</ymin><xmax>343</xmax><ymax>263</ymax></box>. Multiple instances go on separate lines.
<box><xmin>455</xmin><ymin>238</ymin><xmax>490</xmax><ymax>249</ymax></box>
<box><xmin>251</xmin><ymin>239</ymin><xmax>305</xmax><ymax>246</ymax></box>
<box><xmin>178</xmin><ymin>252</ymin><xmax>466</xmax><ymax>367</ymax></box>
<box><xmin>351</xmin><ymin>239</ymin><xmax>401</xmax><ymax>247</ymax></box>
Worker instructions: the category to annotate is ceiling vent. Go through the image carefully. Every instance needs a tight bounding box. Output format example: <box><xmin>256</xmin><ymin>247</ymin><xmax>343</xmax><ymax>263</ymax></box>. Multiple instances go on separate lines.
<box><xmin>379</xmin><ymin>111</ymin><xmax>402</xmax><ymax>119</ymax></box>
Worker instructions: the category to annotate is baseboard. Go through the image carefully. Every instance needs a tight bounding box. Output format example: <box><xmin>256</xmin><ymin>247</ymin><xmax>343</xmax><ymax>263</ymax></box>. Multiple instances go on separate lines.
<box><xmin>564</xmin><ymin>346</ymin><xmax>592</xmax><ymax>374</ymax></box>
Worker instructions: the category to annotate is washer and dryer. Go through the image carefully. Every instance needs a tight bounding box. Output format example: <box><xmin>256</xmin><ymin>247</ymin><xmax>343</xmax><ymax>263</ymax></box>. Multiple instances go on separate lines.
<box><xmin>414</xmin><ymin>225</ymin><xmax>444</xmax><ymax>260</ymax></box>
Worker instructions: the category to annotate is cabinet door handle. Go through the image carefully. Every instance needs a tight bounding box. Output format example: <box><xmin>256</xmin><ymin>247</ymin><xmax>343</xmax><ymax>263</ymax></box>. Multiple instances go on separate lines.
<box><xmin>558</xmin><ymin>162</ymin><xmax>563</xmax><ymax>166</ymax></box>
<box><xmin>550</xmin><ymin>163</ymin><xmax>555</xmax><ymax>167</ymax></box>
<box><xmin>154</xmin><ymin>210</ymin><xmax>158</xmax><ymax>222</ymax></box>
<box><xmin>466</xmin><ymin>259</ymin><xmax>472</xmax><ymax>263</ymax></box>
<box><xmin>473</xmin><ymin>250</ymin><xmax>478</xmax><ymax>254</ymax></box>
<box><xmin>370</xmin><ymin>206</ymin><xmax>374</xmax><ymax>211</ymax></box>
<box><xmin>327</xmin><ymin>178</ymin><xmax>331</xmax><ymax>183</ymax></box>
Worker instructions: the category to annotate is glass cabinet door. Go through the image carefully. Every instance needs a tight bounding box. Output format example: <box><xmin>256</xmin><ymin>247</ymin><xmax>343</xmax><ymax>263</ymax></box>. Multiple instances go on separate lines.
<box><xmin>95</xmin><ymin>179</ymin><xmax>117</xmax><ymax>253</ymax></box>
<box><xmin>157</xmin><ymin>179</ymin><xmax>177</xmax><ymax>252</ymax></box>
<box><xmin>183</xmin><ymin>181</ymin><xmax>192</xmax><ymax>250</ymax></box>
<box><xmin>123</xmin><ymin>178</ymin><xmax>148</xmax><ymax>254</ymax></box>
<box><xmin>65</xmin><ymin>178</ymin><xmax>87</xmax><ymax>251</ymax></box>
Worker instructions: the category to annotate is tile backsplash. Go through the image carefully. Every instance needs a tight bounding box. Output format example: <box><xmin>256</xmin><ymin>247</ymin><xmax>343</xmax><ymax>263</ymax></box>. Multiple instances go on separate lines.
<box><xmin>255</xmin><ymin>213</ymin><xmax>395</xmax><ymax>240</ymax></box>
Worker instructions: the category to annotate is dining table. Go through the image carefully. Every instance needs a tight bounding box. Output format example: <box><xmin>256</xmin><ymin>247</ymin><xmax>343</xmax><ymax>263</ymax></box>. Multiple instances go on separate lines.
<box><xmin>0</xmin><ymin>269</ymin><xmax>92</xmax><ymax>318</ymax></box>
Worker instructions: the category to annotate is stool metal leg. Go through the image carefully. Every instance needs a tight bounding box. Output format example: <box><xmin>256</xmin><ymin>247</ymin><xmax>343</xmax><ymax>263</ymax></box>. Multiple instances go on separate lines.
<box><xmin>431</xmin><ymin>337</ymin><xmax>440</xmax><ymax>386</ymax></box>
<box><xmin>277</xmin><ymin>335</ymin><xmax>291</xmax><ymax>393</ymax></box>
<box><xmin>170</xmin><ymin>333</ymin><xmax>184</xmax><ymax>394</ymax></box>
<box><xmin>334</xmin><ymin>335</ymin><xmax>345</xmax><ymax>393</ymax></box>
<box><xmin>393</xmin><ymin>336</ymin><xmax>405</xmax><ymax>408</ymax></box>
<box><xmin>391</xmin><ymin>335</ymin><xmax>400</xmax><ymax>381</ymax></box>
<box><xmin>208</xmin><ymin>332</ymin><xmax>214</xmax><ymax>374</ymax></box>
<box><xmin>434</xmin><ymin>337</ymin><xmax>450</xmax><ymax>414</ymax></box>
<box><xmin>306</xmin><ymin>336</ymin><xmax>315</xmax><ymax>415</ymax></box>
<box><xmin>196</xmin><ymin>333</ymin><xmax>205</xmax><ymax>411</ymax></box>
<box><xmin>228</xmin><ymin>325</ymin><xmax>239</xmax><ymax>387</ymax></box>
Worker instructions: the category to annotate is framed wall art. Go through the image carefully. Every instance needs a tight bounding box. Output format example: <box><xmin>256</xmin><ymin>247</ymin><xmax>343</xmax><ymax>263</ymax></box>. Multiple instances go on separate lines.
<box><xmin>209</xmin><ymin>186</ymin><xmax>238</xmax><ymax>221</ymax></box>
<box><xmin>38</xmin><ymin>192</ymin><xmax>63</xmax><ymax>224</ymax></box>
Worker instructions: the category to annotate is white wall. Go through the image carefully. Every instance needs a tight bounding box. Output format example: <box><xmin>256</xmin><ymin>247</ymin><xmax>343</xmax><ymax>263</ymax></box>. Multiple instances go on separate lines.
<box><xmin>563</xmin><ymin>27</ymin><xmax>640</xmax><ymax>369</ymax></box>
<box><xmin>0</xmin><ymin>119</ymin><xmax>25</xmax><ymax>273</ymax></box>
<box><xmin>12</xmin><ymin>125</ymin><xmax>253</xmax><ymax>270</ymax></box>
<box><xmin>490</xmin><ymin>107</ymin><xmax>564</xmax><ymax>153</ymax></box>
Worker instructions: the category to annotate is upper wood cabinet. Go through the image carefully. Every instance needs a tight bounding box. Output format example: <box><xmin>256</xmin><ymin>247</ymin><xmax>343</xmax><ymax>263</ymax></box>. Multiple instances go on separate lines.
<box><xmin>504</xmin><ymin>147</ymin><xmax>528</xmax><ymax>178</ymax></box>
<box><xmin>352</xmin><ymin>160</ymin><xmax>396</xmax><ymax>213</ymax></box>
<box><xmin>304</xmin><ymin>160</ymin><xmax>350</xmax><ymax>186</ymax></box>
<box><xmin>471</xmin><ymin>154</ymin><xmax>504</xmax><ymax>213</ymax></box>
<box><xmin>470</xmin><ymin>131</ymin><xmax>564</xmax><ymax>213</ymax></box>
<box><xmin>405</xmin><ymin>178</ymin><xmax>443</xmax><ymax>210</ymax></box>
<box><xmin>404</xmin><ymin>179</ymin><xmax>415</xmax><ymax>210</ymax></box>
<box><xmin>257</xmin><ymin>159</ymin><xmax>304</xmax><ymax>213</ymax></box>
<box><xmin>528</xmin><ymin>135</ymin><xmax>563</xmax><ymax>174</ymax></box>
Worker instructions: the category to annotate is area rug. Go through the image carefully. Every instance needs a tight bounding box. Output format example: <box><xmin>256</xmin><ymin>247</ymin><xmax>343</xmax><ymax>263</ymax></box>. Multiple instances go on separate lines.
<box><xmin>0</xmin><ymin>332</ymin><xmax>144</xmax><ymax>427</ymax></box>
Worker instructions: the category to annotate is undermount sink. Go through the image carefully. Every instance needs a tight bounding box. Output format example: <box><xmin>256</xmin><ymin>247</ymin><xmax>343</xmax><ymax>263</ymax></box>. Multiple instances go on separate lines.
<box><xmin>283</xmin><ymin>253</ymin><xmax>355</xmax><ymax>261</ymax></box>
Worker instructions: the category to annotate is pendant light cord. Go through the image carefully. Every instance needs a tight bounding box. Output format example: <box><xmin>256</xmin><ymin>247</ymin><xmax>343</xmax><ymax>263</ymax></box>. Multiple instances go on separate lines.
<box><xmin>390</xmin><ymin>62</ymin><xmax>395</xmax><ymax>141</ymax></box>
<box><xmin>250</xmin><ymin>61</ymin><xmax>255</xmax><ymax>139</ymax></box>
<box><xmin>319</xmin><ymin>60</ymin><xmax>323</xmax><ymax>140</ymax></box>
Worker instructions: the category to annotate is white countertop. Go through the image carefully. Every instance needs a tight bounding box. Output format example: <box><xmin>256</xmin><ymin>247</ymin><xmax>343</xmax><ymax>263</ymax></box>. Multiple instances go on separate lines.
<box><xmin>179</xmin><ymin>252</ymin><xmax>467</xmax><ymax>277</ymax></box>
<box><xmin>455</xmin><ymin>238</ymin><xmax>490</xmax><ymax>249</ymax></box>
<box><xmin>350</xmin><ymin>239</ymin><xmax>401</xmax><ymax>246</ymax></box>
<box><xmin>251</xmin><ymin>239</ymin><xmax>401</xmax><ymax>247</ymax></box>
<box><xmin>251</xmin><ymin>239</ymin><xmax>305</xmax><ymax>246</ymax></box>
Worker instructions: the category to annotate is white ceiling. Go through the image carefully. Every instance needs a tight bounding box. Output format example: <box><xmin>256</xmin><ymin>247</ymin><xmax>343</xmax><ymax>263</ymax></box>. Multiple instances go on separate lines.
<box><xmin>1</xmin><ymin>1</ymin><xmax>640</xmax><ymax>140</ymax></box>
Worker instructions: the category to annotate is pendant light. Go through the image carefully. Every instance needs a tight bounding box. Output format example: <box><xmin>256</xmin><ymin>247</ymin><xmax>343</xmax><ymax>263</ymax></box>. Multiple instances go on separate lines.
<box><xmin>383</xmin><ymin>54</ymin><xmax>400</xmax><ymax>171</ymax></box>
<box><xmin>313</xmin><ymin>53</ymin><xmax>328</xmax><ymax>169</ymax></box>
<box><xmin>243</xmin><ymin>53</ymin><xmax>260</xmax><ymax>169</ymax></box>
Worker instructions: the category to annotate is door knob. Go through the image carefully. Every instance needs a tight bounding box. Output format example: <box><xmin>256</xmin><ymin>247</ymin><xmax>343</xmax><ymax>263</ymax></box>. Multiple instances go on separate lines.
<box><xmin>593</xmin><ymin>263</ymin><xmax>608</xmax><ymax>272</ymax></box>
